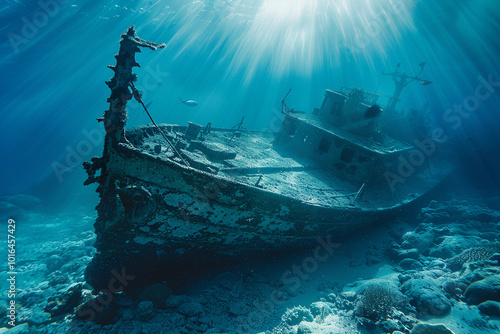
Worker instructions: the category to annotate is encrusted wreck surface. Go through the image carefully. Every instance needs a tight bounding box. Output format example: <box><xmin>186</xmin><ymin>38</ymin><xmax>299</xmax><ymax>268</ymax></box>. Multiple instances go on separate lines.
<box><xmin>84</xmin><ymin>28</ymin><xmax>453</xmax><ymax>292</ymax></box>
<box><xmin>83</xmin><ymin>26</ymin><xmax>169</xmax><ymax>290</ymax></box>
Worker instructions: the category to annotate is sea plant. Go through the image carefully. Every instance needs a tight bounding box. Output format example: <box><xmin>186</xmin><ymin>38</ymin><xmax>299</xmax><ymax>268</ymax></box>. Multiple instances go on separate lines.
<box><xmin>354</xmin><ymin>282</ymin><xmax>406</xmax><ymax>321</ymax></box>
<box><xmin>446</xmin><ymin>243</ymin><xmax>500</xmax><ymax>271</ymax></box>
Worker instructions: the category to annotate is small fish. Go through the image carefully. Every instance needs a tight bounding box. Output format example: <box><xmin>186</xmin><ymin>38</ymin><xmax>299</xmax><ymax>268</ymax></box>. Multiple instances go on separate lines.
<box><xmin>145</xmin><ymin>101</ymin><xmax>153</xmax><ymax>109</ymax></box>
<box><xmin>364</xmin><ymin>104</ymin><xmax>382</xmax><ymax>119</ymax></box>
<box><xmin>179</xmin><ymin>97</ymin><xmax>198</xmax><ymax>107</ymax></box>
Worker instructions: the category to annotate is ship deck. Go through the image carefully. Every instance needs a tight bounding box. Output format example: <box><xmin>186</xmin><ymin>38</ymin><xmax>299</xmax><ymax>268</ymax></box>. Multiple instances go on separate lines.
<box><xmin>213</xmin><ymin>131</ymin><xmax>361</xmax><ymax>208</ymax></box>
<box><xmin>126</xmin><ymin>124</ymin><xmax>450</xmax><ymax>211</ymax></box>
<box><xmin>128</xmin><ymin>126</ymin><xmax>365</xmax><ymax>208</ymax></box>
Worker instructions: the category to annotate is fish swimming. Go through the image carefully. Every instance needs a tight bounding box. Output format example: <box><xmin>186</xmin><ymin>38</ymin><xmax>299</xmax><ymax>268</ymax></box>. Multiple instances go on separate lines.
<box><xmin>179</xmin><ymin>97</ymin><xmax>198</xmax><ymax>107</ymax></box>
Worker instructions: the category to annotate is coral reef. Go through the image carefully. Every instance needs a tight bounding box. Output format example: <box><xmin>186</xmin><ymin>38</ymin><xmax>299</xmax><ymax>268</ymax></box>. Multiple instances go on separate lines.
<box><xmin>354</xmin><ymin>282</ymin><xmax>407</xmax><ymax>321</ymax></box>
<box><xmin>446</xmin><ymin>243</ymin><xmax>500</xmax><ymax>271</ymax></box>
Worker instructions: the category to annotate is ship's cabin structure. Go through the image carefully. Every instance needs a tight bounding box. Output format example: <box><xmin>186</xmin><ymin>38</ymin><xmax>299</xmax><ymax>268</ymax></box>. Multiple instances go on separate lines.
<box><xmin>274</xmin><ymin>88</ymin><xmax>416</xmax><ymax>186</ymax></box>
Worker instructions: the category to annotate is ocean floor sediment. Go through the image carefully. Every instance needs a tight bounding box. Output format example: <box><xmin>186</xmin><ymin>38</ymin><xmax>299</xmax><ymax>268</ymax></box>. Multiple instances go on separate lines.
<box><xmin>1</xmin><ymin>192</ymin><xmax>500</xmax><ymax>333</ymax></box>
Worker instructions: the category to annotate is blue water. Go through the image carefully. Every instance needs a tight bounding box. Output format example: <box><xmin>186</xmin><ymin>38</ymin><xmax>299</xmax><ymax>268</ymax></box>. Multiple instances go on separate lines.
<box><xmin>1</xmin><ymin>0</ymin><xmax>499</xmax><ymax>201</ymax></box>
<box><xmin>1</xmin><ymin>1</ymin><xmax>500</xmax><ymax>332</ymax></box>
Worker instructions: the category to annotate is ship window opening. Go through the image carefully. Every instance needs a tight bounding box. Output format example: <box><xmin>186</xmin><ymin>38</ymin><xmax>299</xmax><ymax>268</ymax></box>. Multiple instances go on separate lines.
<box><xmin>318</xmin><ymin>137</ymin><xmax>332</xmax><ymax>154</ymax></box>
<box><xmin>330</xmin><ymin>100</ymin><xmax>343</xmax><ymax>114</ymax></box>
<box><xmin>340</xmin><ymin>147</ymin><xmax>355</xmax><ymax>163</ymax></box>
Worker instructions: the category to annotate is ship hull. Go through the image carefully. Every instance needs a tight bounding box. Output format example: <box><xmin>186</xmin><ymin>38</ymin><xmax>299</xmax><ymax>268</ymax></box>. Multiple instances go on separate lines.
<box><xmin>85</xmin><ymin>128</ymin><xmax>451</xmax><ymax>291</ymax></box>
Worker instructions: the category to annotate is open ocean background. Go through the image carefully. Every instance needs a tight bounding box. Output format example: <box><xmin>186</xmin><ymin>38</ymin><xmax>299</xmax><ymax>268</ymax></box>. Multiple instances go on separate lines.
<box><xmin>1</xmin><ymin>1</ymin><xmax>500</xmax><ymax>333</ymax></box>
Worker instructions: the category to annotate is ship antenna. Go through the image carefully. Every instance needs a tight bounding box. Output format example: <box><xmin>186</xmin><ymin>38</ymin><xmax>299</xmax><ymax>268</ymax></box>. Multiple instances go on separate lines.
<box><xmin>383</xmin><ymin>62</ymin><xmax>432</xmax><ymax>114</ymax></box>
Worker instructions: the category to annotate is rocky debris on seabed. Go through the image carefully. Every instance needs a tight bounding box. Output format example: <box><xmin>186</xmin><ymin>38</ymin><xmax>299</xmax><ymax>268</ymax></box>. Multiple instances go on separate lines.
<box><xmin>2</xmin><ymin>194</ymin><xmax>500</xmax><ymax>334</ymax></box>
<box><xmin>0</xmin><ymin>211</ymin><xmax>96</xmax><ymax>331</ymax></box>
<box><xmin>264</xmin><ymin>196</ymin><xmax>500</xmax><ymax>334</ymax></box>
